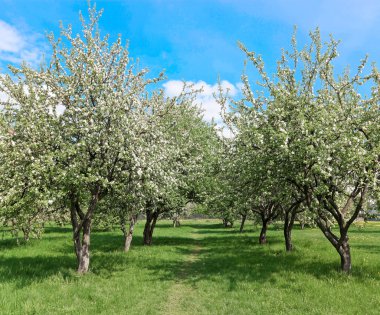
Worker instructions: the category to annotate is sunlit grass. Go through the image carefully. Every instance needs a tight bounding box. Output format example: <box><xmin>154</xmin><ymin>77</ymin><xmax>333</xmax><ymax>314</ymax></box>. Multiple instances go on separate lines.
<box><xmin>1</xmin><ymin>220</ymin><xmax>379</xmax><ymax>314</ymax></box>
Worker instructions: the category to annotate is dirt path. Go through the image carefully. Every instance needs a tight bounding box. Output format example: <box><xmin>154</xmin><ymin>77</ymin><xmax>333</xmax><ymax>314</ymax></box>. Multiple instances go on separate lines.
<box><xmin>160</xmin><ymin>231</ymin><xmax>202</xmax><ymax>315</ymax></box>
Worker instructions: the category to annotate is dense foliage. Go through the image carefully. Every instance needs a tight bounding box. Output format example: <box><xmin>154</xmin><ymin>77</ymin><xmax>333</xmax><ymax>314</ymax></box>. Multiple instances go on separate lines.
<box><xmin>218</xmin><ymin>29</ymin><xmax>380</xmax><ymax>271</ymax></box>
<box><xmin>0</xmin><ymin>6</ymin><xmax>379</xmax><ymax>275</ymax></box>
<box><xmin>0</xmin><ymin>6</ymin><xmax>219</xmax><ymax>273</ymax></box>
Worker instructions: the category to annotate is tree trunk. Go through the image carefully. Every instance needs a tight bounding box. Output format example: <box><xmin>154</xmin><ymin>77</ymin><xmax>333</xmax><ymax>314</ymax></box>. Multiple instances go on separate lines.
<box><xmin>124</xmin><ymin>214</ymin><xmax>137</xmax><ymax>252</ymax></box>
<box><xmin>239</xmin><ymin>214</ymin><xmax>247</xmax><ymax>233</ymax></box>
<box><xmin>70</xmin><ymin>188</ymin><xmax>100</xmax><ymax>274</ymax></box>
<box><xmin>223</xmin><ymin>218</ymin><xmax>233</xmax><ymax>228</ymax></box>
<box><xmin>284</xmin><ymin>227</ymin><xmax>292</xmax><ymax>251</ymax></box>
<box><xmin>259</xmin><ymin>220</ymin><xmax>268</xmax><ymax>244</ymax></box>
<box><xmin>143</xmin><ymin>209</ymin><xmax>159</xmax><ymax>245</ymax></box>
<box><xmin>143</xmin><ymin>210</ymin><xmax>153</xmax><ymax>245</ymax></box>
<box><xmin>173</xmin><ymin>217</ymin><xmax>180</xmax><ymax>227</ymax></box>
<box><xmin>22</xmin><ymin>227</ymin><xmax>30</xmax><ymax>242</ymax></box>
<box><xmin>73</xmin><ymin>230</ymin><xmax>82</xmax><ymax>263</ymax></box>
<box><xmin>77</xmin><ymin>218</ymin><xmax>91</xmax><ymax>274</ymax></box>
<box><xmin>316</xmin><ymin>219</ymin><xmax>352</xmax><ymax>273</ymax></box>
<box><xmin>70</xmin><ymin>199</ymin><xmax>82</xmax><ymax>264</ymax></box>
<box><xmin>284</xmin><ymin>211</ymin><xmax>296</xmax><ymax>251</ymax></box>
<box><xmin>222</xmin><ymin>218</ymin><xmax>228</xmax><ymax>228</ymax></box>
<box><xmin>337</xmin><ymin>236</ymin><xmax>351</xmax><ymax>272</ymax></box>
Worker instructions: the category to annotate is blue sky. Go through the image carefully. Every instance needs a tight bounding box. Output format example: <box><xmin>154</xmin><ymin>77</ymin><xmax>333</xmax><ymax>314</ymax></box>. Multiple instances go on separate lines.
<box><xmin>1</xmin><ymin>0</ymin><xmax>380</xmax><ymax>121</ymax></box>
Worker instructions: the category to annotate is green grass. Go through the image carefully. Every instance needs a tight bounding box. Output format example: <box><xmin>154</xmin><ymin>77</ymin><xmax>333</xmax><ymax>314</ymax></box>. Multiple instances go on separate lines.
<box><xmin>1</xmin><ymin>220</ymin><xmax>380</xmax><ymax>314</ymax></box>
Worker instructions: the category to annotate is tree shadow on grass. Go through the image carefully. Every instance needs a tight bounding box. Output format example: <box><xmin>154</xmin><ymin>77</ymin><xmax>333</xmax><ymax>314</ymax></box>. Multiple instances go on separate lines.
<box><xmin>0</xmin><ymin>230</ymin><xmax>201</xmax><ymax>287</ymax></box>
<box><xmin>349</xmin><ymin>228</ymin><xmax>380</xmax><ymax>234</ymax></box>
<box><xmin>0</xmin><ymin>234</ymin><xmax>70</xmax><ymax>251</ymax></box>
<box><xmin>43</xmin><ymin>226</ymin><xmax>73</xmax><ymax>234</ymax></box>
<box><xmin>0</xmin><ymin>254</ymin><xmax>76</xmax><ymax>288</ymax></box>
<box><xmin>2</xmin><ymin>222</ymin><xmax>380</xmax><ymax>290</ymax></box>
<box><xmin>91</xmin><ymin>233</ymin><xmax>202</xmax><ymax>253</ymax></box>
<box><xmin>144</xmin><ymin>227</ymin><xmax>380</xmax><ymax>290</ymax></box>
<box><xmin>352</xmin><ymin>244</ymin><xmax>380</xmax><ymax>251</ymax></box>
<box><xmin>145</xmin><ymin>235</ymin><xmax>300</xmax><ymax>285</ymax></box>
<box><xmin>0</xmin><ymin>238</ymin><xmax>29</xmax><ymax>250</ymax></box>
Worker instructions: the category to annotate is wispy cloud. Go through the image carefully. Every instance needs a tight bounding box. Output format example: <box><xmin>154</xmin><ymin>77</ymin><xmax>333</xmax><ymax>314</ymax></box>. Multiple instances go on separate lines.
<box><xmin>221</xmin><ymin>0</ymin><xmax>380</xmax><ymax>46</ymax></box>
<box><xmin>221</xmin><ymin>0</ymin><xmax>380</xmax><ymax>29</ymax></box>
<box><xmin>0</xmin><ymin>20</ymin><xmax>47</xmax><ymax>69</ymax></box>
<box><xmin>0</xmin><ymin>20</ymin><xmax>25</xmax><ymax>53</ymax></box>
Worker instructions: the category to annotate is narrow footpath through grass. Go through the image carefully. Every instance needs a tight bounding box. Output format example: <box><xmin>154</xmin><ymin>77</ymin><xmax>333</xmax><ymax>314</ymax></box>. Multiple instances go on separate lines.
<box><xmin>160</xmin><ymin>230</ymin><xmax>203</xmax><ymax>315</ymax></box>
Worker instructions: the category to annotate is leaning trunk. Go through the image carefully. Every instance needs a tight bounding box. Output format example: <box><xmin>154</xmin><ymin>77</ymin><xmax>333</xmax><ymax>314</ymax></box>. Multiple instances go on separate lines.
<box><xmin>259</xmin><ymin>220</ymin><xmax>268</xmax><ymax>244</ymax></box>
<box><xmin>124</xmin><ymin>214</ymin><xmax>137</xmax><ymax>252</ymax></box>
<box><xmin>239</xmin><ymin>214</ymin><xmax>247</xmax><ymax>233</ymax></box>
<box><xmin>316</xmin><ymin>219</ymin><xmax>353</xmax><ymax>273</ymax></box>
<box><xmin>143</xmin><ymin>210</ymin><xmax>159</xmax><ymax>246</ymax></box>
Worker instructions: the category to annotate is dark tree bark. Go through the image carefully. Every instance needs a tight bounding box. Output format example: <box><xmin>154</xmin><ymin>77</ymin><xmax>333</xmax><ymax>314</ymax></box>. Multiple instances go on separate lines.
<box><xmin>259</xmin><ymin>219</ymin><xmax>268</xmax><ymax>244</ymax></box>
<box><xmin>70</xmin><ymin>196</ymin><xmax>82</xmax><ymax>264</ymax></box>
<box><xmin>316</xmin><ymin>220</ymin><xmax>352</xmax><ymax>272</ymax></box>
<box><xmin>254</xmin><ymin>203</ymin><xmax>279</xmax><ymax>245</ymax></box>
<box><xmin>70</xmin><ymin>187</ymin><xmax>101</xmax><ymax>274</ymax></box>
<box><xmin>313</xmin><ymin>184</ymin><xmax>367</xmax><ymax>273</ymax></box>
<box><xmin>143</xmin><ymin>208</ymin><xmax>159</xmax><ymax>246</ymax></box>
<box><xmin>284</xmin><ymin>210</ymin><xmax>296</xmax><ymax>251</ymax></box>
<box><xmin>76</xmin><ymin>217</ymin><xmax>91</xmax><ymax>274</ymax></box>
<box><xmin>239</xmin><ymin>214</ymin><xmax>247</xmax><ymax>233</ymax></box>
<box><xmin>283</xmin><ymin>202</ymin><xmax>303</xmax><ymax>252</ymax></box>
<box><xmin>338</xmin><ymin>236</ymin><xmax>351</xmax><ymax>272</ymax></box>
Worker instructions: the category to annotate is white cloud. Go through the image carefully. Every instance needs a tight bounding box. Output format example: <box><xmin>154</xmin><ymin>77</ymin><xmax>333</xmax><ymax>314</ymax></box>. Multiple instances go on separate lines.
<box><xmin>163</xmin><ymin>80</ymin><xmax>186</xmax><ymax>98</ymax></box>
<box><xmin>0</xmin><ymin>75</ymin><xmax>9</xmax><ymax>108</ymax></box>
<box><xmin>0</xmin><ymin>85</ymin><xmax>8</xmax><ymax>103</ymax></box>
<box><xmin>163</xmin><ymin>80</ymin><xmax>240</xmax><ymax>138</ymax></box>
<box><xmin>0</xmin><ymin>20</ymin><xmax>25</xmax><ymax>53</ymax></box>
<box><xmin>0</xmin><ymin>20</ymin><xmax>46</xmax><ymax>67</ymax></box>
<box><xmin>163</xmin><ymin>80</ymin><xmax>240</xmax><ymax>122</ymax></box>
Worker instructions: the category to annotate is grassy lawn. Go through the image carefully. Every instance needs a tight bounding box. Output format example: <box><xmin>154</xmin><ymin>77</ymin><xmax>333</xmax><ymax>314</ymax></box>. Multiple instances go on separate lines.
<box><xmin>1</xmin><ymin>220</ymin><xmax>380</xmax><ymax>314</ymax></box>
